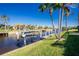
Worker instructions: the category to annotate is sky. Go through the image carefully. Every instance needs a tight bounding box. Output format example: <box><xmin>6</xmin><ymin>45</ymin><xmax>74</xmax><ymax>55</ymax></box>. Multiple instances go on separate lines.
<box><xmin>0</xmin><ymin>3</ymin><xmax>78</xmax><ymax>27</ymax></box>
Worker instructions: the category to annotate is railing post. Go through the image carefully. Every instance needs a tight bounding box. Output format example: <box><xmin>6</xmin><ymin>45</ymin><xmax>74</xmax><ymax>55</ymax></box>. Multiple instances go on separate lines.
<box><xmin>24</xmin><ymin>37</ymin><xmax>26</xmax><ymax>45</ymax></box>
<box><xmin>40</xmin><ymin>33</ymin><xmax>42</xmax><ymax>38</ymax></box>
<box><xmin>45</xmin><ymin>32</ymin><xmax>47</xmax><ymax>36</ymax></box>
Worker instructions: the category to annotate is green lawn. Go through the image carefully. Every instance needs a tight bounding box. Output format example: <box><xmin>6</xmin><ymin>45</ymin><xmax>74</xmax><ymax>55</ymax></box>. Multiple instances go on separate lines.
<box><xmin>64</xmin><ymin>32</ymin><xmax>79</xmax><ymax>56</ymax></box>
<box><xmin>3</xmin><ymin>39</ymin><xmax>65</xmax><ymax>56</ymax></box>
<box><xmin>2</xmin><ymin>31</ymin><xmax>79</xmax><ymax>56</ymax></box>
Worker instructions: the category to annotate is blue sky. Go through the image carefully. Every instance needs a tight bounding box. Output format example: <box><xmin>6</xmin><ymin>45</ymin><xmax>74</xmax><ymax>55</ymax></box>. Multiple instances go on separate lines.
<box><xmin>0</xmin><ymin>3</ymin><xmax>78</xmax><ymax>27</ymax></box>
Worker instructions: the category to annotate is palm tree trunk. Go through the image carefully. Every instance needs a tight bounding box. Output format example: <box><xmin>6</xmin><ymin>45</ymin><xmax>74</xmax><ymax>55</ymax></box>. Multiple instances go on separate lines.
<box><xmin>50</xmin><ymin>15</ymin><xmax>55</xmax><ymax>31</ymax></box>
<box><xmin>66</xmin><ymin>16</ymin><xmax>68</xmax><ymax>32</ymax></box>
<box><xmin>50</xmin><ymin>15</ymin><xmax>59</xmax><ymax>39</ymax></box>
<box><xmin>53</xmin><ymin>8</ymin><xmax>61</xmax><ymax>44</ymax></box>
<box><xmin>58</xmin><ymin>5</ymin><xmax>64</xmax><ymax>39</ymax></box>
<box><xmin>61</xmin><ymin>7</ymin><xmax>64</xmax><ymax>32</ymax></box>
<box><xmin>58</xmin><ymin>8</ymin><xmax>61</xmax><ymax>40</ymax></box>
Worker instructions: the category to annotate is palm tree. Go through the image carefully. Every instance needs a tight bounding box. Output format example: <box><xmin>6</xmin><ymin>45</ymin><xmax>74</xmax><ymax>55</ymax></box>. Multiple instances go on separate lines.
<box><xmin>39</xmin><ymin>3</ymin><xmax>70</xmax><ymax>40</ymax></box>
<box><xmin>64</xmin><ymin>7</ymin><xmax>70</xmax><ymax>32</ymax></box>
<box><xmin>65</xmin><ymin>3</ymin><xmax>79</xmax><ymax>31</ymax></box>
<box><xmin>39</xmin><ymin>3</ymin><xmax>56</xmax><ymax>31</ymax></box>
<box><xmin>49</xmin><ymin>7</ymin><xmax>55</xmax><ymax>31</ymax></box>
<box><xmin>67</xmin><ymin>3</ymin><xmax>79</xmax><ymax>32</ymax></box>
<box><xmin>0</xmin><ymin>15</ymin><xmax>9</xmax><ymax>32</ymax></box>
<box><xmin>52</xmin><ymin>3</ymin><xmax>69</xmax><ymax>39</ymax></box>
<box><xmin>71</xmin><ymin>3</ymin><xmax>79</xmax><ymax>32</ymax></box>
<box><xmin>57</xmin><ymin>3</ymin><xmax>71</xmax><ymax>39</ymax></box>
<box><xmin>39</xmin><ymin>3</ymin><xmax>61</xmax><ymax>39</ymax></box>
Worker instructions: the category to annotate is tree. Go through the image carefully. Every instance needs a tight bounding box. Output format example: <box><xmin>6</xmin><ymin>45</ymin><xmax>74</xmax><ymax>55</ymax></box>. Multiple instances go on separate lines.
<box><xmin>39</xmin><ymin>3</ymin><xmax>60</xmax><ymax>39</ymax></box>
<box><xmin>38</xmin><ymin>26</ymin><xmax>43</xmax><ymax>29</ymax></box>
<box><xmin>64</xmin><ymin>7</ymin><xmax>70</xmax><ymax>32</ymax></box>
<box><xmin>39</xmin><ymin>3</ymin><xmax>55</xmax><ymax>31</ymax></box>
<box><xmin>57</xmin><ymin>3</ymin><xmax>70</xmax><ymax>39</ymax></box>
<box><xmin>0</xmin><ymin>15</ymin><xmax>9</xmax><ymax>32</ymax></box>
<box><xmin>71</xmin><ymin>4</ymin><xmax>79</xmax><ymax>32</ymax></box>
<box><xmin>66</xmin><ymin>3</ymin><xmax>79</xmax><ymax>32</ymax></box>
<box><xmin>39</xmin><ymin>3</ymin><xmax>70</xmax><ymax>40</ymax></box>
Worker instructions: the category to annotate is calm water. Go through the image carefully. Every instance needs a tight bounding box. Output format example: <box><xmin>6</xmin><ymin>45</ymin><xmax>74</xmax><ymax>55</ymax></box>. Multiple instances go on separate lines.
<box><xmin>0</xmin><ymin>34</ymin><xmax>18</xmax><ymax>55</ymax></box>
<box><xmin>0</xmin><ymin>34</ymin><xmax>41</xmax><ymax>55</ymax></box>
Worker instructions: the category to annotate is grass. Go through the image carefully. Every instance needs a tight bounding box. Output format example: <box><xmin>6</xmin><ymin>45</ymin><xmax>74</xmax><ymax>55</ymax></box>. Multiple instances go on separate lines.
<box><xmin>64</xmin><ymin>31</ymin><xmax>79</xmax><ymax>56</ymax></box>
<box><xmin>3</xmin><ymin>38</ymin><xmax>65</xmax><ymax>56</ymax></box>
<box><xmin>2</xmin><ymin>30</ymin><xmax>79</xmax><ymax>56</ymax></box>
<box><xmin>3</xmin><ymin>32</ymin><xmax>65</xmax><ymax>56</ymax></box>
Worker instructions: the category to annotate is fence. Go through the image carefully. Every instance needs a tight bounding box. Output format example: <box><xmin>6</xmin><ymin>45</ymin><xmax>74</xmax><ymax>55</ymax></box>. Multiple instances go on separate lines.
<box><xmin>23</xmin><ymin>30</ymin><xmax>54</xmax><ymax>45</ymax></box>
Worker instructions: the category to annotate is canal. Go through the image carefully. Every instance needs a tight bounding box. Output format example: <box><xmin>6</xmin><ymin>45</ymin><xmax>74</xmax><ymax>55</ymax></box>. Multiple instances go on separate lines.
<box><xmin>0</xmin><ymin>33</ymin><xmax>41</xmax><ymax>55</ymax></box>
<box><xmin>0</xmin><ymin>33</ymin><xmax>19</xmax><ymax>55</ymax></box>
<box><xmin>0</xmin><ymin>31</ymin><xmax>54</xmax><ymax>55</ymax></box>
